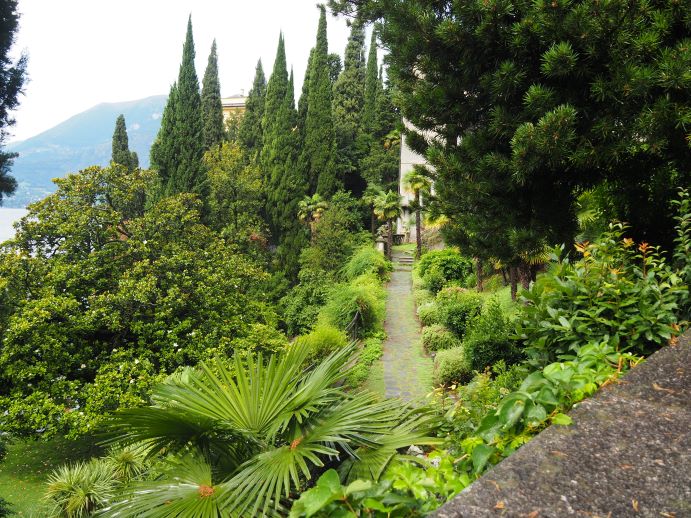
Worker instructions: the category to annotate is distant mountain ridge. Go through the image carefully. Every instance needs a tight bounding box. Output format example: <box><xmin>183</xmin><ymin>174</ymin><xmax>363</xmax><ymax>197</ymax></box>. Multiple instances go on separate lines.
<box><xmin>3</xmin><ymin>95</ymin><xmax>166</xmax><ymax>208</ymax></box>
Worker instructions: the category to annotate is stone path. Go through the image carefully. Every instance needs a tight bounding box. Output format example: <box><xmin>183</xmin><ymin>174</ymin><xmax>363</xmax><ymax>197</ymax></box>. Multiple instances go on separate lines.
<box><xmin>435</xmin><ymin>333</ymin><xmax>691</xmax><ymax>518</ymax></box>
<box><xmin>382</xmin><ymin>250</ymin><xmax>434</xmax><ymax>400</ymax></box>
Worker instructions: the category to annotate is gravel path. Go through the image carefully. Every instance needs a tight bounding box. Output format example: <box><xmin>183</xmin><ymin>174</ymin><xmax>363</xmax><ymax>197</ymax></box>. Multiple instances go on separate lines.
<box><xmin>381</xmin><ymin>251</ymin><xmax>434</xmax><ymax>400</ymax></box>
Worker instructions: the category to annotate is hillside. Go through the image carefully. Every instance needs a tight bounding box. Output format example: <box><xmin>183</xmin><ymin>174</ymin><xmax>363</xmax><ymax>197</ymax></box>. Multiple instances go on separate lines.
<box><xmin>4</xmin><ymin>95</ymin><xmax>166</xmax><ymax>208</ymax></box>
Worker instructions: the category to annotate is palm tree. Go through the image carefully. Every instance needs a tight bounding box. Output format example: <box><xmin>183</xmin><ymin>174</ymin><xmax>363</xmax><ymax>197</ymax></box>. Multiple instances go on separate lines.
<box><xmin>373</xmin><ymin>190</ymin><xmax>402</xmax><ymax>260</ymax></box>
<box><xmin>297</xmin><ymin>194</ymin><xmax>328</xmax><ymax>242</ymax></box>
<box><xmin>404</xmin><ymin>166</ymin><xmax>431</xmax><ymax>259</ymax></box>
<box><xmin>100</xmin><ymin>342</ymin><xmax>436</xmax><ymax>517</ymax></box>
<box><xmin>362</xmin><ymin>184</ymin><xmax>383</xmax><ymax>240</ymax></box>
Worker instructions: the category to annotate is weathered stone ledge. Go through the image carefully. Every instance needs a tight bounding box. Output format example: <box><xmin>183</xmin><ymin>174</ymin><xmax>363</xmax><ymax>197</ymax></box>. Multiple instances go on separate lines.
<box><xmin>434</xmin><ymin>332</ymin><xmax>691</xmax><ymax>518</ymax></box>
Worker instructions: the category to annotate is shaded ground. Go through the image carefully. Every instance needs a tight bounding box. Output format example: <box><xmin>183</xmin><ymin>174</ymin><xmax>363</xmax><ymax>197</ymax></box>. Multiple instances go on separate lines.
<box><xmin>381</xmin><ymin>251</ymin><xmax>434</xmax><ymax>400</ymax></box>
<box><xmin>0</xmin><ymin>436</ymin><xmax>101</xmax><ymax>516</ymax></box>
<box><xmin>435</xmin><ymin>334</ymin><xmax>691</xmax><ymax>518</ymax></box>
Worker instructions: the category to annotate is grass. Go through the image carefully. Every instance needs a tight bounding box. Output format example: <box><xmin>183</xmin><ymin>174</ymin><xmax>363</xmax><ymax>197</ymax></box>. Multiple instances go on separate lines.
<box><xmin>392</xmin><ymin>243</ymin><xmax>416</xmax><ymax>253</ymax></box>
<box><xmin>0</xmin><ymin>436</ymin><xmax>101</xmax><ymax>517</ymax></box>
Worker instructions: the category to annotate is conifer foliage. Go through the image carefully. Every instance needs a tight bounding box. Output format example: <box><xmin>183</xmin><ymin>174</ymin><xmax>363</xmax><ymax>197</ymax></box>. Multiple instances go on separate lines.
<box><xmin>150</xmin><ymin>16</ymin><xmax>206</xmax><ymax>201</ymax></box>
<box><xmin>333</xmin><ymin>19</ymin><xmax>367</xmax><ymax>194</ymax></box>
<box><xmin>300</xmin><ymin>6</ymin><xmax>338</xmax><ymax>197</ymax></box>
<box><xmin>111</xmin><ymin>115</ymin><xmax>139</xmax><ymax>171</ymax></box>
<box><xmin>238</xmin><ymin>59</ymin><xmax>267</xmax><ymax>159</ymax></box>
<box><xmin>0</xmin><ymin>0</ymin><xmax>27</xmax><ymax>204</ymax></box>
<box><xmin>201</xmin><ymin>39</ymin><xmax>225</xmax><ymax>150</ymax></box>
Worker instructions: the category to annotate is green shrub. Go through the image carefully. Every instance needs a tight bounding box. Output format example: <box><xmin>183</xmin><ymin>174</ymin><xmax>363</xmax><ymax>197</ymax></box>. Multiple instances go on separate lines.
<box><xmin>422</xmin><ymin>324</ymin><xmax>461</xmax><ymax>353</ymax></box>
<box><xmin>0</xmin><ymin>498</ymin><xmax>11</xmax><ymax>518</ymax></box>
<box><xmin>345</xmin><ymin>337</ymin><xmax>384</xmax><ymax>388</ymax></box>
<box><xmin>45</xmin><ymin>459</ymin><xmax>118</xmax><ymax>517</ymax></box>
<box><xmin>417</xmin><ymin>302</ymin><xmax>441</xmax><ymax>326</ymax></box>
<box><xmin>434</xmin><ymin>346</ymin><xmax>472</xmax><ymax>386</ymax></box>
<box><xmin>517</xmin><ymin>223</ymin><xmax>687</xmax><ymax>364</ymax></box>
<box><xmin>295</xmin><ymin>324</ymin><xmax>348</xmax><ymax>362</ymax></box>
<box><xmin>463</xmin><ymin>299</ymin><xmax>521</xmax><ymax>371</ymax></box>
<box><xmin>417</xmin><ymin>249</ymin><xmax>473</xmax><ymax>280</ymax></box>
<box><xmin>105</xmin><ymin>445</ymin><xmax>148</xmax><ymax>483</ymax></box>
<box><xmin>483</xmin><ymin>274</ymin><xmax>505</xmax><ymax>292</ymax></box>
<box><xmin>320</xmin><ymin>275</ymin><xmax>385</xmax><ymax>337</ymax></box>
<box><xmin>422</xmin><ymin>265</ymin><xmax>448</xmax><ymax>293</ymax></box>
<box><xmin>280</xmin><ymin>268</ymin><xmax>331</xmax><ymax>336</ymax></box>
<box><xmin>342</xmin><ymin>246</ymin><xmax>392</xmax><ymax>281</ymax></box>
<box><xmin>436</xmin><ymin>288</ymin><xmax>484</xmax><ymax>339</ymax></box>
<box><xmin>463</xmin><ymin>271</ymin><xmax>477</xmax><ymax>289</ymax></box>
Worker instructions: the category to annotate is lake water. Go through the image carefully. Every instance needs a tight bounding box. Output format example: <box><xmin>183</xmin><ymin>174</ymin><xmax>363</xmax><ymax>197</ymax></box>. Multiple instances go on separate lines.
<box><xmin>0</xmin><ymin>207</ymin><xmax>27</xmax><ymax>242</ymax></box>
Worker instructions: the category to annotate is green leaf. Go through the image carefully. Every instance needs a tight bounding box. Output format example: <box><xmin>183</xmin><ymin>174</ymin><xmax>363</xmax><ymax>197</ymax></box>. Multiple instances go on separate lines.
<box><xmin>345</xmin><ymin>479</ymin><xmax>372</xmax><ymax>495</ymax></box>
<box><xmin>362</xmin><ymin>498</ymin><xmax>393</xmax><ymax>512</ymax></box>
<box><xmin>552</xmin><ymin>413</ymin><xmax>572</xmax><ymax>426</ymax></box>
<box><xmin>471</xmin><ymin>444</ymin><xmax>496</xmax><ymax>473</ymax></box>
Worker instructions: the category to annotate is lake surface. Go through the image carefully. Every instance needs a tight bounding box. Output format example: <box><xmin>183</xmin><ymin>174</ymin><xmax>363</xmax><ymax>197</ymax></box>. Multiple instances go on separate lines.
<box><xmin>0</xmin><ymin>207</ymin><xmax>27</xmax><ymax>242</ymax></box>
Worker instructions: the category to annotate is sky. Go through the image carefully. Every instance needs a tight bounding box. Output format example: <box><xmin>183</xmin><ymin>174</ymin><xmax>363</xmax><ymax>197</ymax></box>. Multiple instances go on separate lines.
<box><xmin>8</xmin><ymin>0</ymin><xmax>357</xmax><ymax>142</ymax></box>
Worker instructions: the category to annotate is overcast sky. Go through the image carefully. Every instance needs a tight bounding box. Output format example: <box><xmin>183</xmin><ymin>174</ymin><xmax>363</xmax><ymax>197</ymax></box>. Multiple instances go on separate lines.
<box><xmin>9</xmin><ymin>0</ymin><xmax>357</xmax><ymax>142</ymax></box>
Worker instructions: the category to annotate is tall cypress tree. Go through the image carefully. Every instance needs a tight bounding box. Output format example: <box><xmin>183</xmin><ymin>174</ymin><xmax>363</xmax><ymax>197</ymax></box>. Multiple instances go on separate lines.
<box><xmin>151</xmin><ymin>16</ymin><xmax>205</xmax><ymax>200</ymax></box>
<box><xmin>300</xmin><ymin>6</ymin><xmax>337</xmax><ymax>197</ymax></box>
<box><xmin>261</xmin><ymin>34</ymin><xmax>308</xmax><ymax>278</ymax></box>
<box><xmin>201</xmin><ymin>39</ymin><xmax>225</xmax><ymax>149</ymax></box>
<box><xmin>333</xmin><ymin>19</ymin><xmax>367</xmax><ymax>193</ymax></box>
<box><xmin>361</xmin><ymin>30</ymin><xmax>378</xmax><ymax>138</ymax></box>
<box><xmin>150</xmin><ymin>82</ymin><xmax>178</xmax><ymax>188</ymax></box>
<box><xmin>296</xmin><ymin>49</ymin><xmax>314</xmax><ymax>144</ymax></box>
<box><xmin>111</xmin><ymin>114</ymin><xmax>138</xmax><ymax>171</ymax></box>
<box><xmin>238</xmin><ymin>59</ymin><xmax>266</xmax><ymax>158</ymax></box>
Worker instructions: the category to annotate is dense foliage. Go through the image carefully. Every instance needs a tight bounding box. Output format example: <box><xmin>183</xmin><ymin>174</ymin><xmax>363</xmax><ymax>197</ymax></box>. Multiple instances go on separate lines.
<box><xmin>201</xmin><ymin>39</ymin><xmax>225</xmax><ymax>149</ymax></box>
<box><xmin>0</xmin><ymin>165</ymin><xmax>276</xmax><ymax>437</ymax></box>
<box><xmin>110</xmin><ymin>114</ymin><xmax>138</xmax><ymax>171</ymax></box>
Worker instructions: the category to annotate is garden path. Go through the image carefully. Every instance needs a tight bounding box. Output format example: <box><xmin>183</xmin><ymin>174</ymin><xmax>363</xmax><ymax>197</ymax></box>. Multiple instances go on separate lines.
<box><xmin>381</xmin><ymin>250</ymin><xmax>434</xmax><ymax>400</ymax></box>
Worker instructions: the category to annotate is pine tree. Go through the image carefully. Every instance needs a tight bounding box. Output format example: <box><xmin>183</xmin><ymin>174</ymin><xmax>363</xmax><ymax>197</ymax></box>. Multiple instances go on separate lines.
<box><xmin>300</xmin><ymin>6</ymin><xmax>337</xmax><ymax>197</ymax></box>
<box><xmin>238</xmin><ymin>59</ymin><xmax>266</xmax><ymax>158</ymax></box>
<box><xmin>201</xmin><ymin>39</ymin><xmax>225</xmax><ymax>149</ymax></box>
<box><xmin>261</xmin><ymin>34</ymin><xmax>308</xmax><ymax>277</ymax></box>
<box><xmin>111</xmin><ymin>114</ymin><xmax>137</xmax><ymax>171</ymax></box>
<box><xmin>333</xmin><ymin>19</ymin><xmax>367</xmax><ymax>194</ymax></box>
<box><xmin>0</xmin><ymin>0</ymin><xmax>27</xmax><ymax>204</ymax></box>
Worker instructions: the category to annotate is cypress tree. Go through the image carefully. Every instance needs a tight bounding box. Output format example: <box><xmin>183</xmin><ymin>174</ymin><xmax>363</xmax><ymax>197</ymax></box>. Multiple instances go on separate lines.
<box><xmin>361</xmin><ymin>30</ymin><xmax>378</xmax><ymax>138</ymax></box>
<box><xmin>261</xmin><ymin>33</ymin><xmax>308</xmax><ymax>278</ymax></box>
<box><xmin>238</xmin><ymin>59</ymin><xmax>266</xmax><ymax>158</ymax></box>
<box><xmin>296</xmin><ymin>49</ymin><xmax>314</xmax><ymax>144</ymax></box>
<box><xmin>150</xmin><ymin>82</ymin><xmax>178</xmax><ymax>188</ymax></box>
<box><xmin>300</xmin><ymin>5</ymin><xmax>337</xmax><ymax>197</ymax></box>
<box><xmin>201</xmin><ymin>39</ymin><xmax>225</xmax><ymax>149</ymax></box>
<box><xmin>167</xmin><ymin>16</ymin><xmax>205</xmax><ymax>198</ymax></box>
<box><xmin>111</xmin><ymin>114</ymin><xmax>137</xmax><ymax>171</ymax></box>
<box><xmin>333</xmin><ymin>19</ymin><xmax>367</xmax><ymax>193</ymax></box>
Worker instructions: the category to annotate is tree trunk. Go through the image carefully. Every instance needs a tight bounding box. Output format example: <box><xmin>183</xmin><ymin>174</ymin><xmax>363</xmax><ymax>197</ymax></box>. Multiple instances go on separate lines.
<box><xmin>387</xmin><ymin>220</ymin><xmax>393</xmax><ymax>260</ymax></box>
<box><xmin>519</xmin><ymin>262</ymin><xmax>531</xmax><ymax>290</ymax></box>
<box><xmin>501</xmin><ymin>268</ymin><xmax>509</xmax><ymax>286</ymax></box>
<box><xmin>415</xmin><ymin>190</ymin><xmax>422</xmax><ymax>259</ymax></box>
<box><xmin>370</xmin><ymin>210</ymin><xmax>376</xmax><ymax>241</ymax></box>
<box><xmin>475</xmin><ymin>257</ymin><xmax>484</xmax><ymax>292</ymax></box>
<box><xmin>509</xmin><ymin>265</ymin><xmax>518</xmax><ymax>301</ymax></box>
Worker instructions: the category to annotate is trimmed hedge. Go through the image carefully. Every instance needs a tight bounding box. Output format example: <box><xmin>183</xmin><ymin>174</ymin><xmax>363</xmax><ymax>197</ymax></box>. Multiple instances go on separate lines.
<box><xmin>434</xmin><ymin>346</ymin><xmax>472</xmax><ymax>386</ymax></box>
<box><xmin>422</xmin><ymin>324</ymin><xmax>461</xmax><ymax>353</ymax></box>
<box><xmin>436</xmin><ymin>287</ymin><xmax>484</xmax><ymax>339</ymax></box>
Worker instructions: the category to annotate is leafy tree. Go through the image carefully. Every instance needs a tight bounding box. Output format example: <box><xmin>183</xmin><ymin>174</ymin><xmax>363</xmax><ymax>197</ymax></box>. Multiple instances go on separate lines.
<box><xmin>300</xmin><ymin>6</ymin><xmax>338</xmax><ymax>196</ymax></box>
<box><xmin>151</xmin><ymin>17</ymin><xmax>206</xmax><ymax>202</ymax></box>
<box><xmin>360</xmin><ymin>30</ymin><xmax>378</xmax><ymax>141</ymax></box>
<box><xmin>204</xmin><ymin>142</ymin><xmax>266</xmax><ymax>251</ymax></box>
<box><xmin>238</xmin><ymin>59</ymin><xmax>267</xmax><ymax>160</ymax></box>
<box><xmin>0</xmin><ymin>0</ymin><xmax>27</xmax><ymax>204</ymax></box>
<box><xmin>0</xmin><ymin>165</ymin><xmax>277</xmax><ymax>438</ymax></box>
<box><xmin>261</xmin><ymin>34</ymin><xmax>308</xmax><ymax>278</ymax></box>
<box><xmin>404</xmin><ymin>166</ymin><xmax>431</xmax><ymax>258</ymax></box>
<box><xmin>201</xmin><ymin>39</ymin><xmax>225</xmax><ymax>150</ymax></box>
<box><xmin>333</xmin><ymin>19</ymin><xmax>367</xmax><ymax>194</ymax></box>
<box><xmin>111</xmin><ymin>114</ymin><xmax>138</xmax><ymax>171</ymax></box>
<box><xmin>102</xmin><ymin>342</ymin><xmax>436</xmax><ymax>517</ymax></box>
<box><xmin>373</xmin><ymin>190</ymin><xmax>401</xmax><ymax>259</ymax></box>
<box><xmin>332</xmin><ymin>0</ymin><xmax>691</xmax><ymax>271</ymax></box>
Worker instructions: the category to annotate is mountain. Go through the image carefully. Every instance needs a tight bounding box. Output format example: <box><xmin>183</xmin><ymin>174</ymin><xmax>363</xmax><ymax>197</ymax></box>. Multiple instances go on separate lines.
<box><xmin>3</xmin><ymin>95</ymin><xmax>167</xmax><ymax>208</ymax></box>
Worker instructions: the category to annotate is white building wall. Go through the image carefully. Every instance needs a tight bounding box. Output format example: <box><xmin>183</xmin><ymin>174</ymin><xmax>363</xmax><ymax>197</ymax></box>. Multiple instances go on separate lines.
<box><xmin>398</xmin><ymin>124</ymin><xmax>430</xmax><ymax>243</ymax></box>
